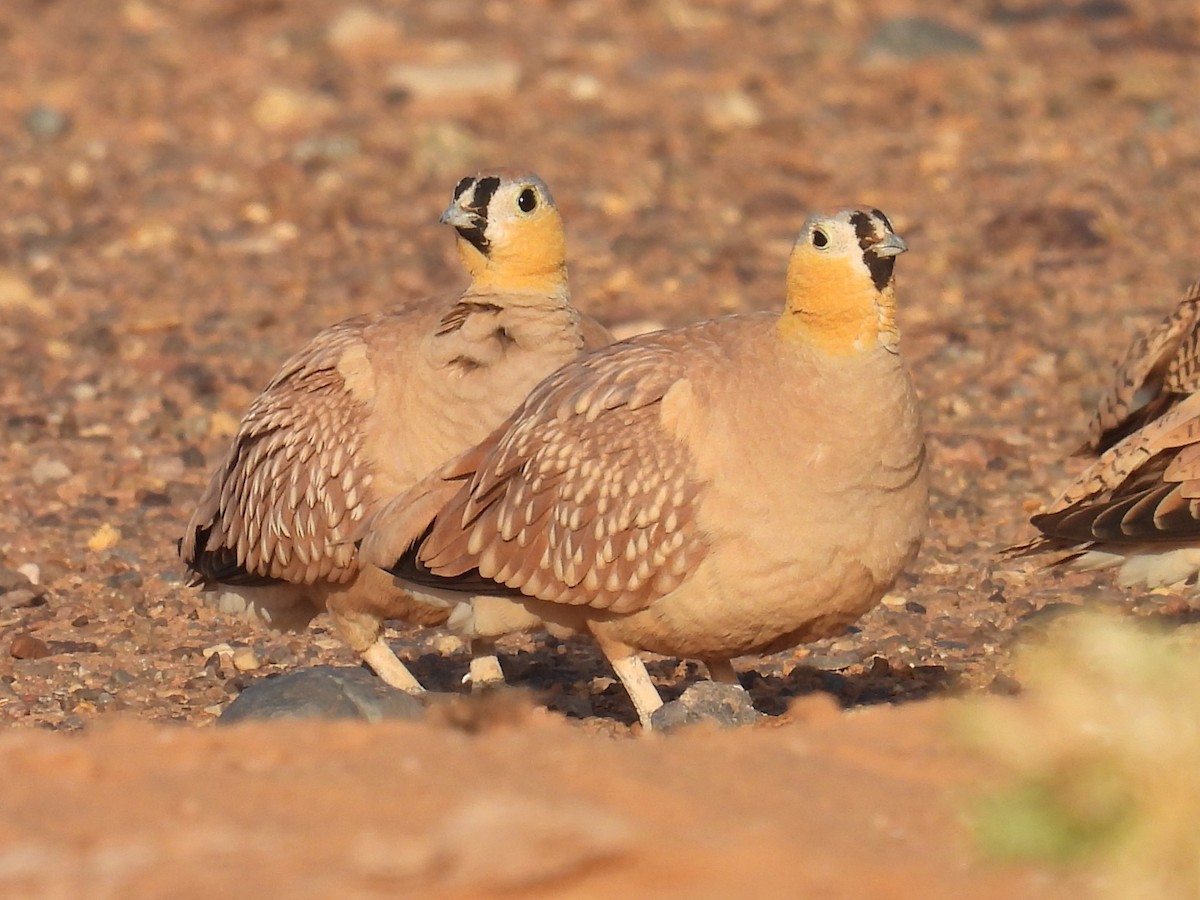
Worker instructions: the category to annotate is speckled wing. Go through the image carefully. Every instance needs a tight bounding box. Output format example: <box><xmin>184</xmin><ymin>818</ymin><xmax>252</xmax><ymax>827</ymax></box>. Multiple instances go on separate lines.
<box><xmin>411</xmin><ymin>338</ymin><xmax>709</xmax><ymax>616</ymax></box>
<box><xmin>180</xmin><ymin>318</ymin><xmax>375</xmax><ymax>586</ymax></box>
<box><xmin>1081</xmin><ymin>281</ymin><xmax>1200</xmax><ymax>454</ymax></box>
<box><xmin>1031</xmin><ymin>390</ymin><xmax>1200</xmax><ymax>545</ymax></box>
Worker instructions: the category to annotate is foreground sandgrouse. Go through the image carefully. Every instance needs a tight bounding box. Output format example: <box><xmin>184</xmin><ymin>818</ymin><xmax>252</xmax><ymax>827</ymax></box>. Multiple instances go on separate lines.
<box><xmin>362</xmin><ymin>207</ymin><xmax>929</xmax><ymax>727</ymax></box>
<box><xmin>179</xmin><ymin>170</ymin><xmax>612</xmax><ymax>692</ymax></box>
<box><xmin>1009</xmin><ymin>281</ymin><xmax>1200</xmax><ymax>588</ymax></box>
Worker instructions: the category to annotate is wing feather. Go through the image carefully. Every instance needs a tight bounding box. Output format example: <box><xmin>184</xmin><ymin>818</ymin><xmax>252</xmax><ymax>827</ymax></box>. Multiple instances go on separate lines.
<box><xmin>179</xmin><ymin>318</ymin><xmax>375</xmax><ymax>586</ymax></box>
<box><xmin>1081</xmin><ymin>281</ymin><xmax>1200</xmax><ymax>454</ymax></box>
<box><xmin>407</xmin><ymin>335</ymin><xmax>714</xmax><ymax>614</ymax></box>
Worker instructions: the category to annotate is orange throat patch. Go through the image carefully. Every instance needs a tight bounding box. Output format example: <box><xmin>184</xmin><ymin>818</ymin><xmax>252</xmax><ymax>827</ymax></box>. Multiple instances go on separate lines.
<box><xmin>777</xmin><ymin>267</ymin><xmax>898</xmax><ymax>356</ymax></box>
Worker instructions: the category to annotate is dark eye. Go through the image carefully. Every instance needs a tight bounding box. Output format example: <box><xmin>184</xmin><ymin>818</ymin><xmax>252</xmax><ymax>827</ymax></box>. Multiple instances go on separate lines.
<box><xmin>812</xmin><ymin>228</ymin><xmax>829</xmax><ymax>248</ymax></box>
<box><xmin>517</xmin><ymin>188</ymin><xmax>538</xmax><ymax>213</ymax></box>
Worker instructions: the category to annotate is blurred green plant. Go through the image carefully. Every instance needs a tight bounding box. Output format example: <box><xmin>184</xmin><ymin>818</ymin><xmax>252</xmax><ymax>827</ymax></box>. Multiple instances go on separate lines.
<box><xmin>961</xmin><ymin>610</ymin><xmax>1200</xmax><ymax>900</ymax></box>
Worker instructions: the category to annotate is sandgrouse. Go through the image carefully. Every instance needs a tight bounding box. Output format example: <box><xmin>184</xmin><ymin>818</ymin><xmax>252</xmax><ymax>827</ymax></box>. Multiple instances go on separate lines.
<box><xmin>362</xmin><ymin>207</ymin><xmax>929</xmax><ymax>727</ymax></box>
<box><xmin>179</xmin><ymin>170</ymin><xmax>612</xmax><ymax>692</ymax></box>
<box><xmin>1009</xmin><ymin>281</ymin><xmax>1200</xmax><ymax>589</ymax></box>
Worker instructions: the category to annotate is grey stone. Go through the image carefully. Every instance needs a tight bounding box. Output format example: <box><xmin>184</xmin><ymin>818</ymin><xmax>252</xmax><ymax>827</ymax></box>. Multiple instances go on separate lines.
<box><xmin>291</xmin><ymin>134</ymin><xmax>360</xmax><ymax>167</ymax></box>
<box><xmin>218</xmin><ymin>665</ymin><xmax>426</xmax><ymax>725</ymax></box>
<box><xmin>0</xmin><ymin>588</ymin><xmax>46</xmax><ymax>610</ymax></box>
<box><xmin>24</xmin><ymin>105</ymin><xmax>72</xmax><ymax>139</ymax></box>
<box><xmin>804</xmin><ymin>650</ymin><xmax>861</xmax><ymax>671</ymax></box>
<box><xmin>650</xmin><ymin>681</ymin><xmax>761</xmax><ymax>733</ymax></box>
<box><xmin>864</xmin><ymin>17</ymin><xmax>983</xmax><ymax>61</ymax></box>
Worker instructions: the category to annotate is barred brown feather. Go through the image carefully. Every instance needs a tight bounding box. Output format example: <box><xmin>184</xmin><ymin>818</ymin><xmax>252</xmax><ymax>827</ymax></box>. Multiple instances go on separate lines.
<box><xmin>181</xmin><ymin>319</ymin><xmax>374</xmax><ymax>585</ymax></box>
<box><xmin>1082</xmin><ymin>281</ymin><xmax>1200</xmax><ymax>454</ymax></box>
<box><xmin>418</xmin><ymin>339</ymin><xmax>709</xmax><ymax>615</ymax></box>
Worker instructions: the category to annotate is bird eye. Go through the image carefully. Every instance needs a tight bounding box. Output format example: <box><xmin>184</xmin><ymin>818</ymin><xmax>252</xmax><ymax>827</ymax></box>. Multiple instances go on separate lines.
<box><xmin>517</xmin><ymin>188</ymin><xmax>538</xmax><ymax>213</ymax></box>
<box><xmin>812</xmin><ymin>228</ymin><xmax>829</xmax><ymax>248</ymax></box>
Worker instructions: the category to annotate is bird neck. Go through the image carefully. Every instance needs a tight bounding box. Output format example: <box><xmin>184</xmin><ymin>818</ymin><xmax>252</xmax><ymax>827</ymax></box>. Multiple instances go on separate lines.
<box><xmin>777</xmin><ymin>267</ymin><xmax>899</xmax><ymax>356</ymax></box>
<box><xmin>463</xmin><ymin>255</ymin><xmax>570</xmax><ymax>298</ymax></box>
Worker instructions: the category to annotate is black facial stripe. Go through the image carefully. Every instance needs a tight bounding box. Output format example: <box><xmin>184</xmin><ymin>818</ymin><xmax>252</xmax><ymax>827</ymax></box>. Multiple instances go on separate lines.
<box><xmin>849</xmin><ymin>210</ymin><xmax>896</xmax><ymax>292</ymax></box>
<box><xmin>861</xmin><ymin>251</ymin><xmax>895</xmax><ymax>292</ymax></box>
<box><xmin>849</xmin><ymin>210</ymin><xmax>875</xmax><ymax>247</ymax></box>
<box><xmin>456</xmin><ymin>223</ymin><xmax>490</xmax><ymax>255</ymax></box>
<box><xmin>470</xmin><ymin>176</ymin><xmax>502</xmax><ymax>217</ymax></box>
<box><xmin>871</xmin><ymin>208</ymin><xmax>893</xmax><ymax>232</ymax></box>
<box><xmin>453</xmin><ymin>176</ymin><xmax>474</xmax><ymax>201</ymax></box>
<box><xmin>454</xmin><ymin>175</ymin><xmax>502</xmax><ymax>255</ymax></box>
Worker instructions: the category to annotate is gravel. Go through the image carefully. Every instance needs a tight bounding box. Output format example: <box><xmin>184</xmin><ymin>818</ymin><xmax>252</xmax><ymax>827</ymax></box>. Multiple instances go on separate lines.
<box><xmin>1</xmin><ymin>0</ymin><xmax>1198</xmax><ymax>733</ymax></box>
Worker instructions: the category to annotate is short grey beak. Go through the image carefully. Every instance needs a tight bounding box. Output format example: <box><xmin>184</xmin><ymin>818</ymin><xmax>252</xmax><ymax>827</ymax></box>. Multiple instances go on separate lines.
<box><xmin>872</xmin><ymin>233</ymin><xmax>908</xmax><ymax>258</ymax></box>
<box><xmin>439</xmin><ymin>202</ymin><xmax>476</xmax><ymax>229</ymax></box>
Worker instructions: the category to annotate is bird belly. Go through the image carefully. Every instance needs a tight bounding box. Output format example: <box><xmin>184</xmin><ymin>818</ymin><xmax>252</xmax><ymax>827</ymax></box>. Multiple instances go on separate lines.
<box><xmin>596</xmin><ymin>476</ymin><xmax>926</xmax><ymax>659</ymax></box>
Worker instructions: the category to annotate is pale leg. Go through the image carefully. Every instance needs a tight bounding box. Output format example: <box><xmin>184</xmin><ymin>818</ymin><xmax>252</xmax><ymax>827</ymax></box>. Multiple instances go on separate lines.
<box><xmin>705</xmin><ymin>658</ymin><xmax>741</xmax><ymax>686</ymax></box>
<box><xmin>467</xmin><ymin>638</ymin><xmax>505</xmax><ymax>690</ymax></box>
<box><xmin>362</xmin><ymin>638</ymin><xmax>425</xmax><ymax>694</ymax></box>
<box><xmin>609</xmin><ymin>654</ymin><xmax>664</xmax><ymax>731</ymax></box>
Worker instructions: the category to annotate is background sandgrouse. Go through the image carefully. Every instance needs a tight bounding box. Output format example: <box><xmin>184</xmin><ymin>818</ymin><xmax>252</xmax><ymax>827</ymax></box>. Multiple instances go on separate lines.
<box><xmin>179</xmin><ymin>170</ymin><xmax>612</xmax><ymax>692</ymax></box>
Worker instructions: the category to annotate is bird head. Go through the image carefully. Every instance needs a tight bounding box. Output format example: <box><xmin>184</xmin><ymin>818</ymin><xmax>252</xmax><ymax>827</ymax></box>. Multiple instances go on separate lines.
<box><xmin>441</xmin><ymin>170</ymin><xmax>567</xmax><ymax>295</ymax></box>
<box><xmin>780</xmin><ymin>207</ymin><xmax>908</xmax><ymax>355</ymax></box>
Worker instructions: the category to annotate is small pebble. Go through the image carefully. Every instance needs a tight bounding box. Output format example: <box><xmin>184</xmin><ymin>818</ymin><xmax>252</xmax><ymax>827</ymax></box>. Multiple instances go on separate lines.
<box><xmin>24</xmin><ymin>105</ymin><xmax>72</xmax><ymax>139</ymax></box>
<box><xmin>181</xmin><ymin>445</ymin><xmax>208</xmax><ymax>468</ymax></box>
<box><xmin>0</xmin><ymin>269</ymin><xmax>47</xmax><ymax>316</ymax></box>
<box><xmin>291</xmin><ymin>134</ymin><xmax>360</xmax><ymax>167</ymax></box>
<box><xmin>327</xmin><ymin>6</ymin><xmax>402</xmax><ymax>57</ymax></box>
<box><xmin>0</xmin><ymin>567</ymin><xmax>33</xmax><ymax>592</ymax></box>
<box><xmin>805</xmin><ymin>651</ymin><xmax>860</xmax><ymax>671</ymax></box>
<box><xmin>10</xmin><ymin>634</ymin><xmax>51</xmax><ymax>660</ymax></box>
<box><xmin>0</xmin><ymin>589</ymin><xmax>44</xmax><ymax>611</ymax></box>
<box><xmin>386</xmin><ymin>59</ymin><xmax>520</xmax><ymax>101</ymax></box>
<box><xmin>147</xmin><ymin>454</ymin><xmax>185</xmax><ymax>481</ymax></box>
<box><xmin>231</xmin><ymin>647</ymin><xmax>261</xmax><ymax>672</ymax></box>
<box><xmin>252</xmin><ymin>87</ymin><xmax>335</xmax><ymax>132</ymax></box>
<box><xmin>434</xmin><ymin>634</ymin><xmax>465</xmax><ymax>655</ymax></box>
<box><xmin>704</xmin><ymin>89</ymin><xmax>763</xmax><ymax>132</ymax></box>
<box><xmin>864</xmin><ymin>17</ymin><xmax>983</xmax><ymax>61</ymax></box>
<box><xmin>87</xmin><ymin>523</ymin><xmax>122</xmax><ymax>553</ymax></box>
<box><xmin>16</xmin><ymin>563</ymin><xmax>40</xmax><ymax>585</ymax></box>
<box><xmin>31</xmin><ymin>459</ymin><xmax>72</xmax><ymax>485</ymax></box>
<box><xmin>136</xmin><ymin>489</ymin><xmax>172</xmax><ymax>508</ymax></box>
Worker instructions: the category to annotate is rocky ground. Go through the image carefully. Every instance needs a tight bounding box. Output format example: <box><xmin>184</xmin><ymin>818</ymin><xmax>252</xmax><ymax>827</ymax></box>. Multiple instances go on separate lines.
<box><xmin>2</xmin><ymin>0</ymin><xmax>1199</xmax><ymax>895</ymax></box>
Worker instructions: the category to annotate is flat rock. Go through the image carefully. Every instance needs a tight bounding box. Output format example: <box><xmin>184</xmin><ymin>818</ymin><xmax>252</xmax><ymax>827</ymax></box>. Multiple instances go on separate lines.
<box><xmin>386</xmin><ymin>59</ymin><xmax>520</xmax><ymax>101</ymax></box>
<box><xmin>31</xmin><ymin>459</ymin><xmax>73</xmax><ymax>485</ymax></box>
<box><xmin>218</xmin><ymin>666</ymin><xmax>426</xmax><ymax>725</ymax></box>
<box><xmin>864</xmin><ymin>17</ymin><xmax>982</xmax><ymax>61</ymax></box>
<box><xmin>10</xmin><ymin>634</ymin><xmax>51</xmax><ymax>660</ymax></box>
<box><xmin>0</xmin><ymin>565</ymin><xmax>43</xmax><ymax>595</ymax></box>
<box><xmin>24</xmin><ymin>104</ymin><xmax>71</xmax><ymax>139</ymax></box>
<box><xmin>650</xmin><ymin>681</ymin><xmax>762</xmax><ymax>733</ymax></box>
